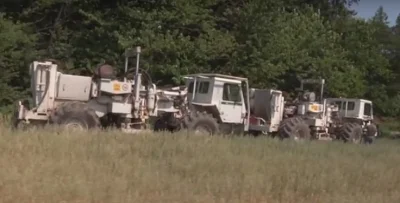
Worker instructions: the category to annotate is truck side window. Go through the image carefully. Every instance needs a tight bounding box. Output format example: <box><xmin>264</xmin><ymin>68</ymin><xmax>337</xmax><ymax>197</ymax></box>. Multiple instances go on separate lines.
<box><xmin>223</xmin><ymin>83</ymin><xmax>242</xmax><ymax>102</ymax></box>
<box><xmin>364</xmin><ymin>103</ymin><xmax>372</xmax><ymax>116</ymax></box>
<box><xmin>188</xmin><ymin>81</ymin><xmax>209</xmax><ymax>94</ymax></box>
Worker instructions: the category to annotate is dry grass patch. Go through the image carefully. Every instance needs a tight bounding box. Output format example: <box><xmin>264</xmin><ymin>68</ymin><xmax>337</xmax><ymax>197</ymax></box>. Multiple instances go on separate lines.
<box><xmin>0</xmin><ymin>126</ymin><xmax>399</xmax><ymax>203</ymax></box>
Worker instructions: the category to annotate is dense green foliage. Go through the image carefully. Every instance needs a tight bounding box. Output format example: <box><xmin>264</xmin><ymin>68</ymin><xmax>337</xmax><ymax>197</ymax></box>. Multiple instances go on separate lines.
<box><xmin>0</xmin><ymin>0</ymin><xmax>399</xmax><ymax>117</ymax></box>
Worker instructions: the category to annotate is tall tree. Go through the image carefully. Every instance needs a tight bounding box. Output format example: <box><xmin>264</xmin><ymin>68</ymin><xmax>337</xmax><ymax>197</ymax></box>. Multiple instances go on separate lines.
<box><xmin>0</xmin><ymin>0</ymin><xmax>399</xmax><ymax>117</ymax></box>
<box><xmin>371</xmin><ymin>6</ymin><xmax>389</xmax><ymax>24</ymax></box>
<box><xmin>360</xmin><ymin>7</ymin><xmax>400</xmax><ymax>116</ymax></box>
<box><xmin>0</xmin><ymin>13</ymin><xmax>37</xmax><ymax>112</ymax></box>
<box><xmin>14</xmin><ymin>0</ymin><xmax>238</xmax><ymax>84</ymax></box>
<box><xmin>283</xmin><ymin>0</ymin><xmax>360</xmax><ymax>19</ymax></box>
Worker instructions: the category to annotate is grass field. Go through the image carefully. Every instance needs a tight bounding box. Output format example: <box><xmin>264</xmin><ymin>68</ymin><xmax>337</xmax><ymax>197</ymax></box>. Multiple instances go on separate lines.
<box><xmin>1</xmin><ymin>124</ymin><xmax>400</xmax><ymax>203</ymax></box>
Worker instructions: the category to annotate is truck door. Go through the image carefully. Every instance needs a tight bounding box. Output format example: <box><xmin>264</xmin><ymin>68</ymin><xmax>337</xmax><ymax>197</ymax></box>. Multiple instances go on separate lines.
<box><xmin>269</xmin><ymin>90</ymin><xmax>283</xmax><ymax>131</ymax></box>
<box><xmin>218</xmin><ymin>83</ymin><xmax>243</xmax><ymax>123</ymax></box>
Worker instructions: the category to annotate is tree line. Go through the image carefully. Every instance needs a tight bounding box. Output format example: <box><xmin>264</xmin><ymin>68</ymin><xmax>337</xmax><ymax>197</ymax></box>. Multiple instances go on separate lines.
<box><xmin>0</xmin><ymin>0</ymin><xmax>399</xmax><ymax>117</ymax></box>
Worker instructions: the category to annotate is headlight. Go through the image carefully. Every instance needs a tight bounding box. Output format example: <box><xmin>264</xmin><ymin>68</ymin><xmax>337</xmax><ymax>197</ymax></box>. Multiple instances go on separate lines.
<box><xmin>308</xmin><ymin>104</ymin><xmax>322</xmax><ymax>112</ymax></box>
<box><xmin>310</xmin><ymin>104</ymin><xmax>319</xmax><ymax>111</ymax></box>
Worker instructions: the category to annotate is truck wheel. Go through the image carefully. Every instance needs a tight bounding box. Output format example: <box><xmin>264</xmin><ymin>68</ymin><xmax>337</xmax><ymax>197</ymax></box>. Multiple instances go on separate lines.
<box><xmin>364</xmin><ymin>124</ymin><xmax>377</xmax><ymax>144</ymax></box>
<box><xmin>340</xmin><ymin>122</ymin><xmax>363</xmax><ymax>144</ymax></box>
<box><xmin>184</xmin><ymin>111</ymin><xmax>219</xmax><ymax>136</ymax></box>
<box><xmin>153</xmin><ymin>118</ymin><xmax>168</xmax><ymax>132</ymax></box>
<box><xmin>278</xmin><ymin>117</ymin><xmax>311</xmax><ymax>141</ymax></box>
<box><xmin>153</xmin><ymin>113</ymin><xmax>181</xmax><ymax>133</ymax></box>
<box><xmin>50</xmin><ymin>102</ymin><xmax>100</xmax><ymax>131</ymax></box>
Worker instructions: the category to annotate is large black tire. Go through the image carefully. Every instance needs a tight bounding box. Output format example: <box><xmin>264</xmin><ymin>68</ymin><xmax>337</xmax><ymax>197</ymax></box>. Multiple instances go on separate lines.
<box><xmin>50</xmin><ymin>102</ymin><xmax>101</xmax><ymax>131</ymax></box>
<box><xmin>340</xmin><ymin>122</ymin><xmax>363</xmax><ymax>144</ymax></box>
<box><xmin>184</xmin><ymin>111</ymin><xmax>219</xmax><ymax>136</ymax></box>
<box><xmin>153</xmin><ymin>113</ymin><xmax>181</xmax><ymax>133</ymax></box>
<box><xmin>154</xmin><ymin>118</ymin><xmax>168</xmax><ymax>132</ymax></box>
<box><xmin>278</xmin><ymin>117</ymin><xmax>311</xmax><ymax>141</ymax></box>
<box><xmin>364</xmin><ymin>124</ymin><xmax>377</xmax><ymax>144</ymax></box>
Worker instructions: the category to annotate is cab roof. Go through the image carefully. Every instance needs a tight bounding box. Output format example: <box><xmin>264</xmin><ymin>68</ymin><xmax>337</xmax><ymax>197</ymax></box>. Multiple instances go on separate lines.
<box><xmin>183</xmin><ymin>73</ymin><xmax>248</xmax><ymax>82</ymax></box>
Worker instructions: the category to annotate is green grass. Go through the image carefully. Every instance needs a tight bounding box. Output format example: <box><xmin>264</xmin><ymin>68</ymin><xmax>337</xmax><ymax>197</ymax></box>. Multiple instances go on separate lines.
<box><xmin>1</xmin><ymin>124</ymin><xmax>400</xmax><ymax>203</ymax></box>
